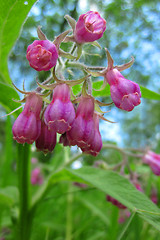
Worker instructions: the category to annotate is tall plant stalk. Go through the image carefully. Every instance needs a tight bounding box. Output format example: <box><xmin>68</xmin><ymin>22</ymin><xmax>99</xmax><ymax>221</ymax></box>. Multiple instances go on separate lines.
<box><xmin>17</xmin><ymin>143</ymin><xmax>32</xmax><ymax>240</ymax></box>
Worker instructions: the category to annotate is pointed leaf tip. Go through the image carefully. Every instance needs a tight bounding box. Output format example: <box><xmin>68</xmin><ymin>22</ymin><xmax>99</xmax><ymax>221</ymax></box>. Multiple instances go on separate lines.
<box><xmin>64</xmin><ymin>15</ymin><xmax>76</xmax><ymax>31</ymax></box>
<box><xmin>37</xmin><ymin>26</ymin><xmax>47</xmax><ymax>40</ymax></box>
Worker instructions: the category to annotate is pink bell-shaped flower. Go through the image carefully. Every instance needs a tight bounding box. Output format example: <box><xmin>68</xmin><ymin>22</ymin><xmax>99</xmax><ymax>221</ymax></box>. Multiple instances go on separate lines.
<box><xmin>44</xmin><ymin>84</ymin><xmax>76</xmax><ymax>134</ymax></box>
<box><xmin>81</xmin><ymin>113</ymin><xmax>102</xmax><ymax>156</ymax></box>
<box><xmin>36</xmin><ymin>120</ymin><xmax>57</xmax><ymax>153</ymax></box>
<box><xmin>142</xmin><ymin>150</ymin><xmax>160</xmax><ymax>176</ymax></box>
<box><xmin>12</xmin><ymin>93</ymin><xmax>43</xmax><ymax>144</ymax></box>
<box><xmin>67</xmin><ymin>95</ymin><xmax>95</xmax><ymax>149</ymax></box>
<box><xmin>26</xmin><ymin>40</ymin><xmax>58</xmax><ymax>71</ymax></box>
<box><xmin>106</xmin><ymin>195</ymin><xmax>127</xmax><ymax>209</ymax></box>
<box><xmin>74</xmin><ymin>11</ymin><xmax>106</xmax><ymax>44</ymax></box>
<box><xmin>31</xmin><ymin>168</ymin><xmax>43</xmax><ymax>185</ymax></box>
<box><xmin>106</xmin><ymin>69</ymin><xmax>141</xmax><ymax>111</ymax></box>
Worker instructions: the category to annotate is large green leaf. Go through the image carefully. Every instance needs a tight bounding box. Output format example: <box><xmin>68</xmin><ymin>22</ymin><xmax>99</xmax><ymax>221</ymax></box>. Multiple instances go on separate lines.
<box><xmin>0</xmin><ymin>82</ymin><xmax>21</xmax><ymax>116</ymax></box>
<box><xmin>139</xmin><ymin>85</ymin><xmax>160</xmax><ymax>101</ymax></box>
<box><xmin>0</xmin><ymin>186</ymin><xmax>19</xmax><ymax>207</ymax></box>
<box><xmin>0</xmin><ymin>0</ymin><xmax>37</xmax><ymax>84</ymax></box>
<box><xmin>46</xmin><ymin>167</ymin><xmax>160</xmax><ymax>231</ymax></box>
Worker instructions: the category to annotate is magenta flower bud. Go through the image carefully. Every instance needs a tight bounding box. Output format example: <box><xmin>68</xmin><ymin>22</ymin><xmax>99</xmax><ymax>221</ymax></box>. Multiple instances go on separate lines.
<box><xmin>106</xmin><ymin>195</ymin><xmax>127</xmax><ymax>209</ymax></box>
<box><xmin>73</xmin><ymin>182</ymin><xmax>88</xmax><ymax>188</ymax></box>
<box><xmin>150</xmin><ymin>189</ymin><xmax>158</xmax><ymax>205</ymax></box>
<box><xmin>74</xmin><ymin>11</ymin><xmax>106</xmax><ymax>44</ymax></box>
<box><xmin>81</xmin><ymin>114</ymin><xmax>102</xmax><ymax>156</ymax></box>
<box><xmin>44</xmin><ymin>84</ymin><xmax>75</xmax><ymax>134</ymax></box>
<box><xmin>36</xmin><ymin>120</ymin><xmax>57</xmax><ymax>153</ymax></box>
<box><xmin>118</xmin><ymin>210</ymin><xmax>131</xmax><ymax>224</ymax></box>
<box><xmin>106</xmin><ymin>69</ymin><xmax>141</xmax><ymax>111</ymax></box>
<box><xmin>31</xmin><ymin>157</ymin><xmax>38</xmax><ymax>164</ymax></box>
<box><xmin>12</xmin><ymin>93</ymin><xmax>43</xmax><ymax>144</ymax></box>
<box><xmin>67</xmin><ymin>96</ymin><xmax>95</xmax><ymax>148</ymax></box>
<box><xmin>31</xmin><ymin>168</ymin><xmax>43</xmax><ymax>185</ymax></box>
<box><xmin>142</xmin><ymin>150</ymin><xmax>160</xmax><ymax>176</ymax></box>
<box><xmin>26</xmin><ymin>40</ymin><xmax>58</xmax><ymax>71</ymax></box>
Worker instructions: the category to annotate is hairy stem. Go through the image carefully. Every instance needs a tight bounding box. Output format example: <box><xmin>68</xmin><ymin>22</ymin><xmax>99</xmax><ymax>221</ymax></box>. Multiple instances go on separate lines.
<box><xmin>17</xmin><ymin>143</ymin><xmax>32</xmax><ymax>240</ymax></box>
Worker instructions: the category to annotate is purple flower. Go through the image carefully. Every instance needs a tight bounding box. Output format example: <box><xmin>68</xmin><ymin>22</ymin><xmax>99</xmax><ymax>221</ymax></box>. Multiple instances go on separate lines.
<box><xmin>106</xmin><ymin>69</ymin><xmax>141</xmax><ymax>111</ymax></box>
<box><xmin>12</xmin><ymin>93</ymin><xmax>42</xmax><ymax>144</ymax></box>
<box><xmin>106</xmin><ymin>195</ymin><xmax>127</xmax><ymax>209</ymax></box>
<box><xmin>142</xmin><ymin>150</ymin><xmax>160</xmax><ymax>176</ymax></box>
<box><xmin>81</xmin><ymin>113</ymin><xmax>102</xmax><ymax>156</ymax></box>
<box><xmin>44</xmin><ymin>84</ymin><xmax>76</xmax><ymax>134</ymax></box>
<box><xmin>67</xmin><ymin>96</ymin><xmax>95</xmax><ymax>149</ymax></box>
<box><xmin>118</xmin><ymin>210</ymin><xmax>131</xmax><ymax>224</ymax></box>
<box><xmin>74</xmin><ymin>11</ymin><xmax>106</xmax><ymax>44</ymax></box>
<box><xmin>26</xmin><ymin>40</ymin><xmax>58</xmax><ymax>71</ymax></box>
<box><xmin>31</xmin><ymin>168</ymin><xmax>43</xmax><ymax>185</ymax></box>
<box><xmin>36</xmin><ymin>120</ymin><xmax>57</xmax><ymax>154</ymax></box>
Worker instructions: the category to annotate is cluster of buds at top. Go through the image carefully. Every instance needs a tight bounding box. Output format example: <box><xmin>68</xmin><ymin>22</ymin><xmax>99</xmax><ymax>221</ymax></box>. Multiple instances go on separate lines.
<box><xmin>12</xmin><ymin>11</ymin><xmax>141</xmax><ymax>156</ymax></box>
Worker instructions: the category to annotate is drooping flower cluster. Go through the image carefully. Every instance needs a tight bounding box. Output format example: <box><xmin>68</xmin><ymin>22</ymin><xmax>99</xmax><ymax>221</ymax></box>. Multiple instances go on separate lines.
<box><xmin>12</xmin><ymin>10</ymin><xmax>141</xmax><ymax>156</ymax></box>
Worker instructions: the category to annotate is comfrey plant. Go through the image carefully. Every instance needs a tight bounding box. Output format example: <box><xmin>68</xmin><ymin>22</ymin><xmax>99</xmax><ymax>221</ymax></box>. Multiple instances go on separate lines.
<box><xmin>12</xmin><ymin>11</ymin><xmax>141</xmax><ymax>156</ymax></box>
<box><xmin>5</xmin><ymin>9</ymin><xmax>160</xmax><ymax>240</ymax></box>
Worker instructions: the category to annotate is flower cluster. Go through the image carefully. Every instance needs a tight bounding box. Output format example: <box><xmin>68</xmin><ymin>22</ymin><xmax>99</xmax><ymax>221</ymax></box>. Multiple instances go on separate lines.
<box><xmin>12</xmin><ymin>11</ymin><xmax>141</xmax><ymax>156</ymax></box>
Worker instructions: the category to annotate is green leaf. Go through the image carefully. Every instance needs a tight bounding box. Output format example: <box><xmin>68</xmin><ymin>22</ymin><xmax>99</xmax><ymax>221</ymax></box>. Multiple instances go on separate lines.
<box><xmin>140</xmin><ymin>85</ymin><xmax>160</xmax><ymax>101</ymax></box>
<box><xmin>47</xmin><ymin>167</ymin><xmax>160</xmax><ymax>231</ymax></box>
<box><xmin>0</xmin><ymin>0</ymin><xmax>37</xmax><ymax>84</ymax></box>
<box><xmin>0</xmin><ymin>82</ymin><xmax>21</xmax><ymax>116</ymax></box>
<box><xmin>79</xmin><ymin>197</ymin><xmax>109</xmax><ymax>225</ymax></box>
<box><xmin>92</xmin><ymin>81</ymin><xmax>110</xmax><ymax>97</ymax></box>
<box><xmin>0</xmin><ymin>186</ymin><xmax>19</xmax><ymax>207</ymax></box>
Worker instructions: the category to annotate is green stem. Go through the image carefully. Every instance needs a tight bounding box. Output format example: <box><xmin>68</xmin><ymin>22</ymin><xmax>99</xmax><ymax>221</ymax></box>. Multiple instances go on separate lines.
<box><xmin>17</xmin><ymin>143</ymin><xmax>32</xmax><ymax>240</ymax></box>
<box><xmin>66</xmin><ymin>61</ymin><xmax>104</xmax><ymax>71</ymax></box>
<box><xmin>65</xmin><ymin>184</ymin><xmax>73</xmax><ymax>240</ymax></box>
<box><xmin>117</xmin><ymin>211</ymin><xmax>136</xmax><ymax>240</ymax></box>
